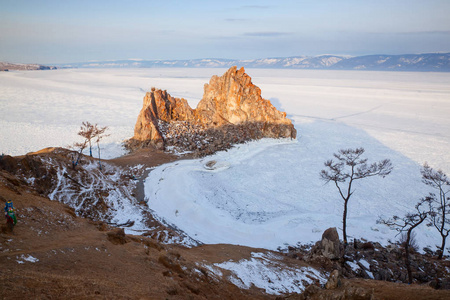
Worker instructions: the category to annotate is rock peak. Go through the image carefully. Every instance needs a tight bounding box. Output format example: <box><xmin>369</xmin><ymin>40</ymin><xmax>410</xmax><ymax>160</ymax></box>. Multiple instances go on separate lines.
<box><xmin>126</xmin><ymin>66</ymin><xmax>297</xmax><ymax>155</ymax></box>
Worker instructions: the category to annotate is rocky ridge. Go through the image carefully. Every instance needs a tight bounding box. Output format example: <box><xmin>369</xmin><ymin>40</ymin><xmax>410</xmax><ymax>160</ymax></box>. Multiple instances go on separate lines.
<box><xmin>126</xmin><ymin>66</ymin><xmax>296</xmax><ymax>155</ymax></box>
<box><xmin>283</xmin><ymin>228</ymin><xmax>450</xmax><ymax>297</ymax></box>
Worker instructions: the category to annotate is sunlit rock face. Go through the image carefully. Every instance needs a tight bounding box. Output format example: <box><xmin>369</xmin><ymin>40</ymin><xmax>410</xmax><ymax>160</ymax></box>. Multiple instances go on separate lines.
<box><xmin>126</xmin><ymin>66</ymin><xmax>296</xmax><ymax>154</ymax></box>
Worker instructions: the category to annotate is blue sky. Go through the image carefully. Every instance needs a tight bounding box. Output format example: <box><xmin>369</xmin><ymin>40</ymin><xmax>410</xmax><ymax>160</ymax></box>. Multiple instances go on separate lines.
<box><xmin>1</xmin><ymin>0</ymin><xmax>449</xmax><ymax>63</ymax></box>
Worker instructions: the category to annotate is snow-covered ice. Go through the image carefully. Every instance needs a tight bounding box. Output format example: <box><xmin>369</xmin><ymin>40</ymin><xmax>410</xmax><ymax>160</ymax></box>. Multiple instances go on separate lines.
<box><xmin>1</xmin><ymin>68</ymin><xmax>450</xmax><ymax>253</ymax></box>
<box><xmin>0</xmin><ymin>68</ymin><xmax>220</xmax><ymax>158</ymax></box>
<box><xmin>144</xmin><ymin>127</ymin><xmax>438</xmax><ymax>250</ymax></box>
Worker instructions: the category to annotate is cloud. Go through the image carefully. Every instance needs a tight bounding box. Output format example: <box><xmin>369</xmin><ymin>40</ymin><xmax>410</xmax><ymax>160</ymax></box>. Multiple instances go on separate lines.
<box><xmin>225</xmin><ymin>18</ymin><xmax>248</xmax><ymax>22</ymax></box>
<box><xmin>240</xmin><ymin>5</ymin><xmax>271</xmax><ymax>9</ymax></box>
<box><xmin>243</xmin><ymin>32</ymin><xmax>291</xmax><ymax>37</ymax></box>
<box><xmin>359</xmin><ymin>30</ymin><xmax>450</xmax><ymax>36</ymax></box>
<box><xmin>397</xmin><ymin>30</ymin><xmax>450</xmax><ymax>35</ymax></box>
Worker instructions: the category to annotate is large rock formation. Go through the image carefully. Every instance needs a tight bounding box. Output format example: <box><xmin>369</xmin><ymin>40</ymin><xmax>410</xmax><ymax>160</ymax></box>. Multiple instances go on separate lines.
<box><xmin>126</xmin><ymin>66</ymin><xmax>296</xmax><ymax>155</ymax></box>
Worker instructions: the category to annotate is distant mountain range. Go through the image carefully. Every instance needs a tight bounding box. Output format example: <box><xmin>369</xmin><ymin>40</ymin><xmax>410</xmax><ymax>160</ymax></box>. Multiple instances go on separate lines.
<box><xmin>2</xmin><ymin>53</ymin><xmax>449</xmax><ymax>72</ymax></box>
<box><xmin>56</xmin><ymin>53</ymin><xmax>450</xmax><ymax>72</ymax></box>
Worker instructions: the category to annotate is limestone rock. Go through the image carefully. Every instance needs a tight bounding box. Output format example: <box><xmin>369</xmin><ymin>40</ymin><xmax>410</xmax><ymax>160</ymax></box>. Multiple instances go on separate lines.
<box><xmin>321</xmin><ymin>227</ymin><xmax>342</xmax><ymax>260</ymax></box>
<box><xmin>325</xmin><ymin>269</ymin><xmax>342</xmax><ymax>289</ymax></box>
<box><xmin>131</xmin><ymin>88</ymin><xmax>194</xmax><ymax>150</ymax></box>
<box><xmin>126</xmin><ymin>66</ymin><xmax>296</xmax><ymax>154</ymax></box>
<box><xmin>196</xmin><ymin>66</ymin><xmax>295</xmax><ymax>137</ymax></box>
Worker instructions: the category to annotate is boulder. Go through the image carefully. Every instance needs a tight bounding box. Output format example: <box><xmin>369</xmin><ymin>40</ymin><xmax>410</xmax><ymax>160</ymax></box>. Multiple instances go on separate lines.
<box><xmin>107</xmin><ymin>228</ymin><xmax>128</xmax><ymax>245</ymax></box>
<box><xmin>321</xmin><ymin>227</ymin><xmax>342</xmax><ymax>260</ymax></box>
<box><xmin>325</xmin><ymin>269</ymin><xmax>342</xmax><ymax>289</ymax></box>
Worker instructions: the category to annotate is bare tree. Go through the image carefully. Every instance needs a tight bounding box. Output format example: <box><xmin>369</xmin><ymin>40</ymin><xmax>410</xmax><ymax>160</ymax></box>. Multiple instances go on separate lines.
<box><xmin>320</xmin><ymin>147</ymin><xmax>393</xmax><ymax>244</ymax></box>
<box><xmin>72</xmin><ymin>122</ymin><xmax>109</xmax><ymax>170</ymax></box>
<box><xmin>78</xmin><ymin>121</ymin><xmax>95</xmax><ymax>157</ymax></box>
<box><xmin>71</xmin><ymin>140</ymin><xmax>88</xmax><ymax>170</ymax></box>
<box><xmin>422</xmin><ymin>163</ymin><xmax>450</xmax><ymax>259</ymax></box>
<box><xmin>378</xmin><ymin>198</ymin><xmax>430</xmax><ymax>284</ymax></box>
<box><xmin>93</xmin><ymin>125</ymin><xmax>109</xmax><ymax>170</ymax></box>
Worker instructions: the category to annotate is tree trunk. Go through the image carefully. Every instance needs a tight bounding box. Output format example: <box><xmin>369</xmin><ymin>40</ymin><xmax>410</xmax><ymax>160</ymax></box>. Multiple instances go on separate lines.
<box><xmin>343</xmin><ymin>198</ymin><xmax>348</xmax><ymax>244</ymax></box>
<box><xmin>438</xmin><ymin>199</ymin><xmax>447</xmax><ymax>259</ymax></box>
<box><xmin>438</xmin><ymin>234</ymin><xmax>446</xmax><ymax>260</ymax></box>
<box><xmin>97</xmin><ymin>145</ymin><xmax>102</xmax><ymax>170</ymax></box>
<box><xmin>405</xmin><ymin>229</ymin><xmax>412</xmax><ymax>284</ymax></box>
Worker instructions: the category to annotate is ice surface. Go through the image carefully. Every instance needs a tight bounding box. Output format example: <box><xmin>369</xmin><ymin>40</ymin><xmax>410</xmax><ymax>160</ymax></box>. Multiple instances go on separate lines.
<box><xmin>144</xmin><ymin>131</ymin><xmax>439</xmax><ymax>250</ymax></box>
<box><xmin>0</xmin><ymin>68</ymin><xmax>222</xmax><ymax>158</ymax></box>
<box><xmin>1</xmin><ymin>68</ymin><xmax>450</xmax><ymax>253</ymax></box>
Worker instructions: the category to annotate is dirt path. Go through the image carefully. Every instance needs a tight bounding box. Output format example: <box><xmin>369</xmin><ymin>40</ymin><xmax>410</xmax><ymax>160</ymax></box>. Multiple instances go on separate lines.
<box><xmin>108</xmin><ymin>148</ymin><xmax>181</xmax><ymax>169</ymax></box>
<box><xmin>108</xmin><ymin>148</ymin><xmax>185</xmax><ymax>203</ymax></box>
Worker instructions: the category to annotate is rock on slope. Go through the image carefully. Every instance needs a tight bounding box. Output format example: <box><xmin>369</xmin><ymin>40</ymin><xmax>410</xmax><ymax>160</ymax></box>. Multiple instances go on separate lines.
<box><xmin>126</xmin><ymin>66</ymin><xmax>296</xmax><ymax>155</ymax></box>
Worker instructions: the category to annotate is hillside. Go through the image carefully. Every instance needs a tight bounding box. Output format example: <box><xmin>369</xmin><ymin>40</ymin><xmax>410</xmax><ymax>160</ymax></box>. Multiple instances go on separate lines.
<box><xmin>1</xmin><ymin>148</ymin><xmax>450</xmax><ymax>299</ymax></box>
<box><xmin>0</xmin><ymin>159</ymin><xmax>270</xmax><ymax>299</ymax></box>
<box><xmin>56</xmin><ymin>53</ymin><xmax>450</xmax><ymax>72</ymax></box>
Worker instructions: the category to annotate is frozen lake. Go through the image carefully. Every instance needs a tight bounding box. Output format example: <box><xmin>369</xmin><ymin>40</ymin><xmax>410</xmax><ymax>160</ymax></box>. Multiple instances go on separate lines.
<box><xmin>1</xmin><ymin>68</ymin><xmax>449</xmax><ymax>173</ymax></box>
<box><xmin>1</xmin><ymin>68</ymin><xmax>450</xmax><ymax>250</ymax></box>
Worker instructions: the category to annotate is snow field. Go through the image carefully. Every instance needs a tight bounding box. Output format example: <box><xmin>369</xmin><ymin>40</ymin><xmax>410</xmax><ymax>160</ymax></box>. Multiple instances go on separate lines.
<box><xmin>0</xmin><ymin>68</ymin><xmax>220</xmax><ymax>158</ymax></box>
<box><xmin>145</xmin><ymin>121</ymin><xmax>438</xmax><ymax>251</ymax></box>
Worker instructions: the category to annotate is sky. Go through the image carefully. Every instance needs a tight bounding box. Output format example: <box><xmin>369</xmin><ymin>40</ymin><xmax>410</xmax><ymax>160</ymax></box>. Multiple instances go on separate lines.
<box><xmin>1</xmin><ymin>0</ymin><xmax>449</xmax><ymax>64</ymax></box>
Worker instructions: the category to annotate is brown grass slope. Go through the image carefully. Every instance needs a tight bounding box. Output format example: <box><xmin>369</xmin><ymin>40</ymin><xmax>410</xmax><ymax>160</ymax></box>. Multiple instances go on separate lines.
<box><xmin>0</xmin><ymin>169</ymin><xmax>271</xmax><ymax>299</ymax></box>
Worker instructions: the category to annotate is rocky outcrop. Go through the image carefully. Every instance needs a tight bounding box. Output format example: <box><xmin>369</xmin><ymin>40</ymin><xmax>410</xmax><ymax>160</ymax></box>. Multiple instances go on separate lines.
<box><xmin>126</xmin><ymin>66</ymin><xmax>296</xmax><ymax>155</ymax></box>
<box><xmin>130</xmin><ymin>88</ymin><xmax>195</xmax><ymax>150</ymax></box>
<box><xmin>325</xmin><ymin>270</ymin><xmax>342</xmax><ymax>289</ymax></box>
<box><xmin>288</xmin><ymin>229</ymin><xmax>450</xmax><ymax>288</ymax></box>
<box><xmin>321</xmin><ymin>227</ymin><xmax>342</xmax><ymax>260</ymax></box>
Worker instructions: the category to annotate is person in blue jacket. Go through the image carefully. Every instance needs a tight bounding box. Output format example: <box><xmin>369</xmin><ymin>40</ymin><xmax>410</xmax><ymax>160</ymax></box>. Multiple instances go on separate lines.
<box><xmin>4</xmin><ymin>200</ymin><xmax>17</xmax><ymax>227</ymax></box>
<box><xmin>4</xmin><ymin>200</ymin><xmax>13</xmax><ymax>212</ymax></box>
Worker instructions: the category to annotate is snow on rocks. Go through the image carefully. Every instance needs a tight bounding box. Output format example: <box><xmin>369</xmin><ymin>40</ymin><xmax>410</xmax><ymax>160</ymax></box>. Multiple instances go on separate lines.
<box><xmin>212</xmin><ymin>252</ymin><xmax>326</xmax><ymax>295</ymax></box>
<box><xmin>16</xmin><ymin>254</ymin><xmax>39</xmax><ymax>264</ymax></box>
<box><xmin>43</xmin><ymin>158</ymin><xmax>147</xmax><ymax>231</ymax></box>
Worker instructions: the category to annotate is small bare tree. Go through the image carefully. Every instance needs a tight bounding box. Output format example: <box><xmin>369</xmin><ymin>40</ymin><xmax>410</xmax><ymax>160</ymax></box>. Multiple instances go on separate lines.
<box><xmin>378</xmin><ymin>198</ymin><xmax>430</xmax><ymax>284</ymax></box>
<box><xmin>421</xmin><ymin>163</ymin><xmax>450</xmax><ymax>259</ymax></box>
<box><xmin>78</xmin><ymin>121</ymin><xmax>95</xmax><ymax>157</ymax></box>
<box><xmin>72</xmin><ymin>122</ymin><xmax>109</xmax><ymax>170</ymax></box>
<box><xmin>71</xmin><ymin>140</ymin><xmax>88</xmax><ymax>169</ymax></box>
<box><xmin>93</xmin><ymin>125</ymin><xmax>109</xmax><ymax>170</ymax></box>
<box><xmin>320</xmin><ymin>147</ymin><xmax>393</xmax><ymax>244</ymax></box>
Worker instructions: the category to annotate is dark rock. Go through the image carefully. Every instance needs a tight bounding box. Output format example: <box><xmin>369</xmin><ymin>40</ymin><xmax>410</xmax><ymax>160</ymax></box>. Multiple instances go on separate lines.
<box><xmin>107</xmin><ymin>228</ymin><xmax>128</xmax><ymax>245</ymax></box>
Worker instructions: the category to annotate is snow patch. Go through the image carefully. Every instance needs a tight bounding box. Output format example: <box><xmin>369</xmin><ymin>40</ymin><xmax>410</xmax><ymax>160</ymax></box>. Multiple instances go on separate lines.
<box><xmin>213</xmin><ymin>252</ymin><xmax>326</xmax><ymax>295</ymax></box>
<box><xmin>17</xmin><ymin>254</ymin><xmax>39</xmax><ymax>264</ymax></box>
